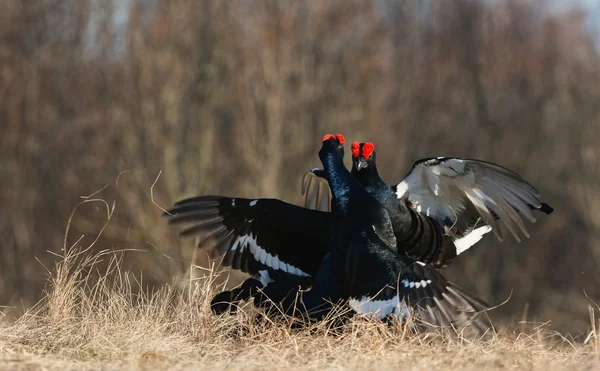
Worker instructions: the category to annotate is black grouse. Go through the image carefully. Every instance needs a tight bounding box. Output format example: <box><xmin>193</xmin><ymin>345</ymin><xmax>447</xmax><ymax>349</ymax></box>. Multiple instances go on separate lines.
<box><xmin>301</xmin><ymin>141</ymin><xmax>553</xmax><ymax>268</ymax></box>
<box><xmin>277</xmin><ymin>133</ymin><xmax>489</xmax><ymax>331</ymax></box>
<box><xmin>164</xmin><ymin>135</ymin><xmax>488</xmax><ymax>328</ymax></box>
<box><xmin>165</xmin><ymin>137</ymin><xmax>551</xmax><ymax>318</ymax></box>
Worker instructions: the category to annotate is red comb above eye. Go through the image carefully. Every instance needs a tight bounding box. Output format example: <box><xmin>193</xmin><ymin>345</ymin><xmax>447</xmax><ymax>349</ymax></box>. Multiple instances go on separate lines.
<box><xmin>322</xmin><ymin>134</ymin><xmax>336</xmax><ymax>142</ymax></box>
<box><xmin>336</xmin><ymin>134</ymin><xmax>345</xmax><ymax>145</ymax></box>
<box><xmin>351</xmin><ymin>142</ymin><xmax>360</xmax><ymax>158</ymax></box>
<box><xmin>362</xmin><ymin>142</ymin><xmax>375</xmax><ymax>158</ymax></box>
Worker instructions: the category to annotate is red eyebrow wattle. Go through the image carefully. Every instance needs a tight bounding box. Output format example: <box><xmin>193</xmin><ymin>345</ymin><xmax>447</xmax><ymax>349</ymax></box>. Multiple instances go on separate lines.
<box><xmin>351</xmin><ymin>142</ymin><xmax>360</xmax><ymax>158</ymax></box>
<box><xmin>362</xmin><ymin>142</ymin><xmax>375</xmax><ymax>158</ymax></box>
<box><xmin>336</xmin><ymin>134</ymin><xmax>345</xmax><ymax>145</ymax></box>
<box><xmin>322</xmin><ymin>134</ymin><xmax>336</xmax><ymax>142</ymax></box>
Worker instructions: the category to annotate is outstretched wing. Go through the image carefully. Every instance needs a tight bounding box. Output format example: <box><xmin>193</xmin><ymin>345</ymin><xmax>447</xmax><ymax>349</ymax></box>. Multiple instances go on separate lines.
<box><xmin>164</xmin><ymin>196</ymin><xmax>334</xmax><ymax>280</ymax></box>
<box><xmin>394</xmin><ymin>158</ymin><xmax>553</xmax><ymax>242</ymax></box>
<box><xmin>301</xmin><ymin>169</ymin><xmax>332</xmax><ymax>213</ymax></box>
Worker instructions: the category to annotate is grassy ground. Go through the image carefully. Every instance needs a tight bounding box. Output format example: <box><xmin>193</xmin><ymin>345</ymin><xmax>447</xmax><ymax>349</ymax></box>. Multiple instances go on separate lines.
<box><xmin>0</xmin><ymin>247</ymin><xmax>598</xmax><ymax>370</ymax></box>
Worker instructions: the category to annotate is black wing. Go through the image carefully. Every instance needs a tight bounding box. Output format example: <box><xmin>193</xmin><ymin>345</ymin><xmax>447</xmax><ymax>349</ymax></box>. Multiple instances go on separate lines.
<box><xmin>164</xmin><ymin>195</ymin><xmax>334</xmax><ymax>280</ymax></box>
<box><xmin>395</xmin><ymin>260</ymin><xmax>489</xmax><ymax>329</ymax></box>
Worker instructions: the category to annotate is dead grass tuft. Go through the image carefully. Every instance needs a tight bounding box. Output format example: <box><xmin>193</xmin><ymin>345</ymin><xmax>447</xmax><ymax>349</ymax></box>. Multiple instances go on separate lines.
<box><xmin>0</xmin><ymin>250</ymin><xmax>597</xmax><ymax>370</ymax></box>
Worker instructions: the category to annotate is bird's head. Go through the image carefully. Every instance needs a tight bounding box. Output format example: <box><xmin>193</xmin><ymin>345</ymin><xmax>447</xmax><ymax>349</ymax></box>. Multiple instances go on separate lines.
<box><xmin>351</xmin><ymin>141</ymin><xmax>376</xmax><ymax>171</ymax></box>
<box><xmin>319</xmin><ymin>133</ymin><xmax>345</xmax><ymax>160</ymax></box>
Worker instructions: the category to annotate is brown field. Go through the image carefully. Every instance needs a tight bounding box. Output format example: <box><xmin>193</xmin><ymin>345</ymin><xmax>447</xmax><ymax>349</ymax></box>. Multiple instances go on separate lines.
<box><xmin>0</xmin><ymin>209</ymin><xmax>598</xmax><ymax>370</ymax></box>
<box><xmin>0</xmin><ymin>253</ymin><xmax>598</xmax><ymax>371</ymax></box>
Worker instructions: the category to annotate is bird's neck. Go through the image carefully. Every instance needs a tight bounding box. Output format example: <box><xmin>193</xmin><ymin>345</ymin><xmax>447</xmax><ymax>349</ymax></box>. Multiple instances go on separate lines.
<box><xmin>351</xmin><ymin>164</ymin><xmax>387</xmax><ymax>192</ymax></box>
<box><xmin>322</xmin><ymin>150</ymin><xmax>398</xmax><ymax>250</ymax></box>
<box><xmin>352</xmin><ymin>164</ymin><xmax>414</xmax><ymax>234</ymax></box>
<box><xmin>321</xmin><ymin>152</ymin><xmax>361</xmax><ymax>214</ymax></box>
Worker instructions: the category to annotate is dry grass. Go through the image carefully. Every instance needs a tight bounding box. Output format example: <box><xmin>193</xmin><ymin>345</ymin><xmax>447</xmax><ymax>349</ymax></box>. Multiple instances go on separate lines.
<box><xmin>0</xmin><ymin>202</ymin><xmax>598</xmax><ymax>370</ymax></box>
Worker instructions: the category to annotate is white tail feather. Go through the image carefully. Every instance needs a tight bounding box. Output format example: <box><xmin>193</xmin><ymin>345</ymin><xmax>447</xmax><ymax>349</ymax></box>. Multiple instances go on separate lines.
<box><xmin>454</xmin><ymin>225</ymin><xmax>492</xmax><ymax>255</ymax></box>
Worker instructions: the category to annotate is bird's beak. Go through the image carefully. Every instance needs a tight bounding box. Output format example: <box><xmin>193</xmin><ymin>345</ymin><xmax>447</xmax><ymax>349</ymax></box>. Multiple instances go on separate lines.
<box><xmin>357</xmin><ymin>160</ymin><xmax>367</xmax><ymax>171</ymax></box>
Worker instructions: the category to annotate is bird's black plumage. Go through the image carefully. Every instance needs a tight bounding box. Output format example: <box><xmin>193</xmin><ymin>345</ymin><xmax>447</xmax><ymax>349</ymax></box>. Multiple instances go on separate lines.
<box><xmin>350</xmin><ymin>144</ymin><xmax>458</xmax><ymax>268</ymax></box>
<box><xmin>278</xmin><ymin>134</ymin><xmax>489</xmax><ymax>331</ymax></box>
<box><xmin>302</xmin><ymin>142</ymin><xmax>554</xmax><ymax>268</ymax></box>
<box><xmin>164</xmin><ymin>195</ymin><xmax>335</xmax><ymax>313</ymax></box>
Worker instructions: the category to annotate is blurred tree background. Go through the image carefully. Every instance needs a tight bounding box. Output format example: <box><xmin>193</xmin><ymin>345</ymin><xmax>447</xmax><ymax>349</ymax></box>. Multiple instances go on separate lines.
<box><xmin>2</xmin><ymin>0</ymin><xmax>600</xmax><ymax>336</ymax></box>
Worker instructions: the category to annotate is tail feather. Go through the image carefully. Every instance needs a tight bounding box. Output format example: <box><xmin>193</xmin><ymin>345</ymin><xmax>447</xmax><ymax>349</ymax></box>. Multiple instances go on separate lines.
<box><xmin>398</xmin><ymin>261</ymin><xmax>490</xmax><ymax>332</ymax></box>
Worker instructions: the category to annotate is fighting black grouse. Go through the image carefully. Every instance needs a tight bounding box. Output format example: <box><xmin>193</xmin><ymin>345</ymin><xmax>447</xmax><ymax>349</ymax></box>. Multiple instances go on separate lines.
<box><xmin>301</xmin><ymin>141</ymin><xmax>553</xmax><ymax>268</ymax></box>
<box><xmin>275</xmin><ymin>133</ymin><xmax>489</xmax><ymax>330</ymax></box>
<box><xmin>164</xmin><ymin>137</ymin><xmax>551</xmax><ymax>321</ymax></box>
